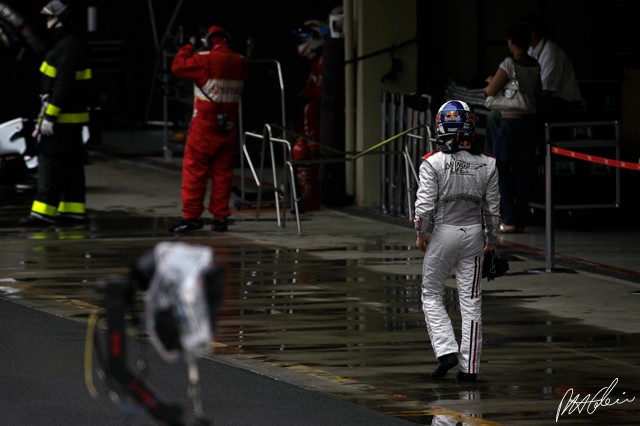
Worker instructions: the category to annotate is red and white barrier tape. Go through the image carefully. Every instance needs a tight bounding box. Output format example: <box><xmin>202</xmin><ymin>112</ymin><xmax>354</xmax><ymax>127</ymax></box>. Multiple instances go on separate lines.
<box><xmin>551</xmin><ymin>146</ymin><xmax>640</xmax><ymax>171</ymax></box>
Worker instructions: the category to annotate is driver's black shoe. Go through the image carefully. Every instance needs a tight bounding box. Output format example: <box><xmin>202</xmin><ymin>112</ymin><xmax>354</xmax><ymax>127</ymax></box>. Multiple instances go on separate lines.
<box><xmin>456</xmin><ymin>371</ymin><xmax>477</xmax><ymax>382</ymax></box>
<box><xmin>431</xmin><ymin>353</ymin><xmax>458</xmax><ymax>379</ymax></box>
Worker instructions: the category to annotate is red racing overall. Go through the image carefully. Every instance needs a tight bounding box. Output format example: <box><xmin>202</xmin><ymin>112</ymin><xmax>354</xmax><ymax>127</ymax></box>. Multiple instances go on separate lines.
<box><xmin>171</xmin><ymin>35</ymin><xmax>248</xmax><ymax>222</ymax></box>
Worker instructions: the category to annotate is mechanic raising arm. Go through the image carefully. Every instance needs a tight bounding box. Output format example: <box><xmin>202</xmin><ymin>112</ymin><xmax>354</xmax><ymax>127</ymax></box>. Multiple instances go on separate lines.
<box><xmin>169</xmin><ymin>26</ymin><xmax>248</xmax><ymax>234</ymax></box>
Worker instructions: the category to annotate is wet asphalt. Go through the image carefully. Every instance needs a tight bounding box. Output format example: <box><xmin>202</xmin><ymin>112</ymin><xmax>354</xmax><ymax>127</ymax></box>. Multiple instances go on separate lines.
<box><xmin>1</xmin><ymin>150</ymin><xmax>640</xmax><ymax>425</ymax></box>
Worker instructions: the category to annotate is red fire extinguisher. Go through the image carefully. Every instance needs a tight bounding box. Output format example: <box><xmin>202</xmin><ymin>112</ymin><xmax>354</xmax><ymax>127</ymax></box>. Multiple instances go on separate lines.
<box><xmin>292</xmin><ymin>138</ymin><xmax>320</xmax><ymax>212</ymax></box>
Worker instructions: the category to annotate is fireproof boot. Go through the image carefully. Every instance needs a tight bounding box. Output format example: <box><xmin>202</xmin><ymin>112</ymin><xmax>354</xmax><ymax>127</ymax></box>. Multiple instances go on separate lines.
<box><xmin>169</xmin><ymin>218</ymin><xmax>204</xmax><ymax>233</ymax></box>
<box><xmin>431</xmin><ymin>353</ymin><xmax>458</xmax><ymax>379</ymax></box>
<box><xmin>56</xmin><ymin>213</ymin><xmax>87</xmax><ymax>227</ymax></box>
<box><xmin>18</xmin><ymin>213</ymin><xmax>57</xmax><ymax>227</ymax></box>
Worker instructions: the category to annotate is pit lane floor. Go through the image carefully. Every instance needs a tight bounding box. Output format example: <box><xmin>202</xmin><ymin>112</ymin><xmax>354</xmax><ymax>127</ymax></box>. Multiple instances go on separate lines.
<box><xmin>1</xmin><ymin>152</ymin><xmax>639</xmax><ymax>425</ymax></box>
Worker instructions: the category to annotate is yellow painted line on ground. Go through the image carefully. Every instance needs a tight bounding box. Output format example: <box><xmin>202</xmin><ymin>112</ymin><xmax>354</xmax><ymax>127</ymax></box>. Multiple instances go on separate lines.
<box><xmin>0</xmin><ymin>282</ymin><xmax>101</xmax><ymax>313</ymax></box>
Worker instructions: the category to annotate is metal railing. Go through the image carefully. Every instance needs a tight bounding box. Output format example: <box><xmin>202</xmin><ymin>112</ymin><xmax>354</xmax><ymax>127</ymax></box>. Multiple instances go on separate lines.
<box><xmin>380</xmin><ymin>91</ymin><xmax>435</xmax><ymax>219</ymax></box>
<box><xmin>530</xmin><ymin>120</ymin><xmax>621</xmax><ymax>211</ymax></box>
<box><xmin>242</xmin><ymin>124</ymin><xmax>301</xmax><ymax>234</ymax></box>
<box><xmin>532</xmin><ymin>120</ymin><xmax>620</xmax><ymax>273</ymax></box>
<box><xmin>239</xmin><ymin>90</ymin><xmax>437</xmax><ymax>234</ymax></box>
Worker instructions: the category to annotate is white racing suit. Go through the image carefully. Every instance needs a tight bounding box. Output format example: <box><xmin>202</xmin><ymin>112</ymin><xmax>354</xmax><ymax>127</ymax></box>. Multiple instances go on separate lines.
<box><xmin>414</xmin><ymin>149</ymin><xmax>500</xmax><ymax>375</ymax></box>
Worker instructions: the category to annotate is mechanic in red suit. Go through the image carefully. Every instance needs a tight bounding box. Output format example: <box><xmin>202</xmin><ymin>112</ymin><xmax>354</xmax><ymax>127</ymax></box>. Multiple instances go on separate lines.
<box><xmin>169</xmin><ymin>26</ymin><xmax>248</xmax><ymax>233</ymax></box>
<box><xmin>294</xmin><ymin>20</ymin><xmax>329</xmax><ymax>142</ymax></box>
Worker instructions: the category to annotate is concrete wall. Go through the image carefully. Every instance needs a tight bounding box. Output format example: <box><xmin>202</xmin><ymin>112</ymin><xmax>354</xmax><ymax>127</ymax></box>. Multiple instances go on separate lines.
<box><xmin>346</xmin><ymin>0</ymin><xmax>418</xmax><ymax>209</ymax></box>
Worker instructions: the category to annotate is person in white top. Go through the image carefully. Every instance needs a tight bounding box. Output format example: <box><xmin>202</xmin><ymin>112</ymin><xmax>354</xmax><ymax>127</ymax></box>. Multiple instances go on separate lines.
<box><xmin>484</xmin><ymin>15</ymin><xmax>583</xmax><ymax>155</ymax></box>
<box><xmin>485</xmin><ymin>22</ymin><xmax>542</xmax><ymax>233</ymax></box>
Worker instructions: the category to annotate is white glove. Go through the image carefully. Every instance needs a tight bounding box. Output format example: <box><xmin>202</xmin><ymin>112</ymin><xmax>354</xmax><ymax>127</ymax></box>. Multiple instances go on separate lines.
<box><xmin>40</xmin><ymin>119</ymin><xmax>55</xmax><ymax>136</ymax></box>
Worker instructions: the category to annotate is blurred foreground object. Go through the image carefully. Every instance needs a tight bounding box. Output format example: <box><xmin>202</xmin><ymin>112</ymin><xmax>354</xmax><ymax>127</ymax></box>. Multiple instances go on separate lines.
<box><xmin>86</xmin><ymin>242</ymin><xmax>224</xmax><ymax>425</ymax></box>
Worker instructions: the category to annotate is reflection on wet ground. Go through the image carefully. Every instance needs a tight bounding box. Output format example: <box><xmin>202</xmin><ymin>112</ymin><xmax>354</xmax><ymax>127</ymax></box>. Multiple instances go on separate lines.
<box><xmin>1</xmin><ymin>187</ymin><xmax>640</xmax><ymax>425</ymax></box>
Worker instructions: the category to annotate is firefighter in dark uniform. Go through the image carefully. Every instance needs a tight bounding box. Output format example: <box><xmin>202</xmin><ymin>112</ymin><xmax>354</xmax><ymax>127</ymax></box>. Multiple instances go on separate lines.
<box><xmin>19</xmin><ymin>0</ymin><xmax>92</xmax><ymax>226</ymax></box>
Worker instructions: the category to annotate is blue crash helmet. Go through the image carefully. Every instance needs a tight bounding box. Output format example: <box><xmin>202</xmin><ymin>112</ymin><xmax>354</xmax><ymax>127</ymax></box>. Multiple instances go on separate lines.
<box><xmin>434</xmin><ymin>100</ymin><xmax>478</xmax><ymax>153</ymax></box>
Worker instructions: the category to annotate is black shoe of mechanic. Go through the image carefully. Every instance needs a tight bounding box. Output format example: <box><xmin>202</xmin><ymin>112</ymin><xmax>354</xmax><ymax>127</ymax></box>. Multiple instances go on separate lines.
<box><xmin>431</xmin><ymin>353</ymin><xmax>459</xmax><ymax>379</ymax></box>
<box><xmin>169</xmin><ymin>218</ymin><xmax>204</xmax><ymax>233</ymax></box>
<box><xmin>212</xmin><ymin>219</ymin><xmax>228</xmax><ymax>232</ymax></box>
<box><xmin>457</xmin><ymin>371</ymin><xmax>477</xmax><ymax>382</ymax></box>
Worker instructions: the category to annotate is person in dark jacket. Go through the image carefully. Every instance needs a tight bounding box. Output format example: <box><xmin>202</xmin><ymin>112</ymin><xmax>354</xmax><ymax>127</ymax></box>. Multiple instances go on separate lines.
<box><xmin>20</xmin><ymin>0</ymin><xmax>92</xmax><ymax>227</ymax></box>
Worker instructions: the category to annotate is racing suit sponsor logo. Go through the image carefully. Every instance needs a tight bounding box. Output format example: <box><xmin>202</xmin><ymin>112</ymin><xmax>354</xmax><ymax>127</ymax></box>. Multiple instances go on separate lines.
<box><xmin>444</xmin><ymin>158</ymin><xmax>487</xmax><ymax>174</ymax></box>
<box><xmin>445</xmin><ymin>158</ymin><xmax>471</xmax><ymax>173</ymax></box>
<box><xmin>443</xmin><ymin>195</ymin><xmax>481</xmax><ymax>205</ymax></box>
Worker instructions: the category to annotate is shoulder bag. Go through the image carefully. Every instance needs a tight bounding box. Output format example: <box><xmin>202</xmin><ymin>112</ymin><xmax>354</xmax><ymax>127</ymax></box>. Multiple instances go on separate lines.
<box><xmin>484</xmin><ymin>62</ymin><xmax>529</xmax><ymax>112</ymax></box>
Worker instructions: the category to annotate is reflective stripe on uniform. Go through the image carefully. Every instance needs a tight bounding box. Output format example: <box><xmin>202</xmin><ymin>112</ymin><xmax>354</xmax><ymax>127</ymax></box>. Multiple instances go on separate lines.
<box><xmin>45</xmin><ymin>103</ymin><xmax>61</xmax><ymax>117</ymax></box>
<box><xmin>45</xmin><ymin>104</ymin><xmax>90</xmax><ymax>123</ymax></box>
<box><xmin>58</xmin><ymin>201</ymin><xmax>85</xmax><ymax>214</ymax></box>
<box><xmin>32</xmin><ymin>200</ymin><xmax>57</xmax><ymax>216</ymax></box>
<box><xmin>40</xmin><ymin>61</ymin><xmax>92</xmax><ymax>80</ymax></box>
<box><xmin>75</xmin><ymin>68</ymin><xmax>92</xmax><ymax>80</ymax></box>
<box><xmin>57</xmin><ymin>112</ymin><xmax>90</xmax><ymax>123</ymax></box>
<box><xmin>40</xmin><ymin>61</ymin><xmax>56</xmax><ymax>77</ymax></box>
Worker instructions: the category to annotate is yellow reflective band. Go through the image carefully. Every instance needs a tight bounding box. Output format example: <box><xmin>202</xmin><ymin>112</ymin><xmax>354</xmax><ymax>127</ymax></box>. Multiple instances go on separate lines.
<box><xmin>58</xmin><ymin>201</ymin><xmax>85</xmax><ymax>214</ymax></box>
<box><xmin>40</xmin><ymin>61</ymin><xmax>57</xmax><ymax>78</ymax></box>
<box><xmin>40</xmin><ymin>62</ymin><xmax>92</xmax><ymax>80</ymax></box>
<box><xmin>57</xmin><ymin>232</ymin><xmax>86</xmax><ymax>240</ymax></box>
<box><xmin>57</xmin><ymin>112</ymin><xmax>90</xmax><ymax>123</ymax></box>
<box><xmin>45</xmin><ymin>103</ymin><xmax>61</xmax><ymax>117</ymax></box>
<box><xmin>76</xmin><ymin>68</ymin><xmax>92</xmax><ymax>80</ymax></box>
<box><xmin>32</xmin><ymin>200</ymin><xmax>57</xmax><ymax>216</ymax></box>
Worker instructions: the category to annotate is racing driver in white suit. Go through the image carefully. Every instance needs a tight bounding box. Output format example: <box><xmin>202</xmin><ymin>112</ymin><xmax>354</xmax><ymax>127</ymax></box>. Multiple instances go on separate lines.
<box><xmin>414</xmin><ymin>100</ymin><xmax>501</xmax><ymax>382</ymax></box>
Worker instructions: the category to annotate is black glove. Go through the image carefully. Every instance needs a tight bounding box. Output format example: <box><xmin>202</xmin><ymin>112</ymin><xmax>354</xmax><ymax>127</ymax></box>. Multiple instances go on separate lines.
<box><xmin>482</xmin><ymin>250</ymin><xmax>509</xmax><ymax>282</ymax></box>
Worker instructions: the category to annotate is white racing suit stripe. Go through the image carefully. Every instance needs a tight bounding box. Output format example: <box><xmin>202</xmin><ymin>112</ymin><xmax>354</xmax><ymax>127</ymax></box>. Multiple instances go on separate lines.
<box><xmin>194</xmin><ymin>78</ymin><xmax>244</xmax><ymax>103</ymax></box>
<box><xmin>421</xmin><ymin>224</ymin><xmax>484</xmax><ymax>373</ymax></box>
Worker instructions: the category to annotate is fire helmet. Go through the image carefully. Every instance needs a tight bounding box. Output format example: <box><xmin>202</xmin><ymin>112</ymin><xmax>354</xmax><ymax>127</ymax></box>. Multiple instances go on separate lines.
<box><xmin>41</xmin><ymin>0</ymin><xmax>67</xmax><ymax>17</ymax></box>
<box><xmin>294</xmin><ymin>20</ymin><xmax>329</xmax><ymax>59</ymax></box>
<box><xmin>41</xmin><ymin>0</ymin><xmax>74</xmax><ymax>29</ymax></box>
<box><xmin>434</xmin><ymin>100</ymin><xmax>479</xmax><ymax>153</ymax></box>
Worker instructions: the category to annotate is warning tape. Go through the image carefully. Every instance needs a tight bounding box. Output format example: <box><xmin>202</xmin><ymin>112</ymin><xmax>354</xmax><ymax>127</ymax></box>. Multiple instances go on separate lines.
<box><xmin>270</xmin><ymin>123</ymin><xmax>428</xmax><ymax>161</ymax></box>
<box><xmin>552</xmin><ymin>146</ymin><xmax>640</xmax><ymax>171</ymax></box>
<box><xmin>351</xmin><ymin>124</ymin><xmax>426</xmax><ymax>160</ymax></box>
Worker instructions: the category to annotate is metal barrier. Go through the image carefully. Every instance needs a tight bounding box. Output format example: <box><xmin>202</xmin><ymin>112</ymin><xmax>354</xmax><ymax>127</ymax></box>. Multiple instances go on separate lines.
<box><xmin>240</xmin><ymin>90</ymin><xmax>437</xmax><ymax>234</ymax></box>
<box><xmin>380</xmin><ymin>92</ymin><xmax>435</xmax><ymax>219</ymax></box>
<box><xmin>238</xmin><ymin>59</ymin><xmax>287</xmax><ymax>206</ymax></box>
<box><xmin>242</xmin><ymin>124</ymin><xmax>301</xmax><ymax>234</ymax></box>
<box><xmin>532</xmin><ymin>120</ymin><xmax>620</xmax><ymax>273</ymax></box>
<box><xmin>530</xmin><ymin>120</ymin><xmax>621</xmax><ymax>211</ymax></box>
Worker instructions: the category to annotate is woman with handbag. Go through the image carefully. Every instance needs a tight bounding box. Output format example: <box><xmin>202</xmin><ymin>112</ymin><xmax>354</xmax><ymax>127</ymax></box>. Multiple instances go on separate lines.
<box><xmin>484</xmin><ymin>22</ymin><xmax>541</xmax><ymax>233</ymax></box>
